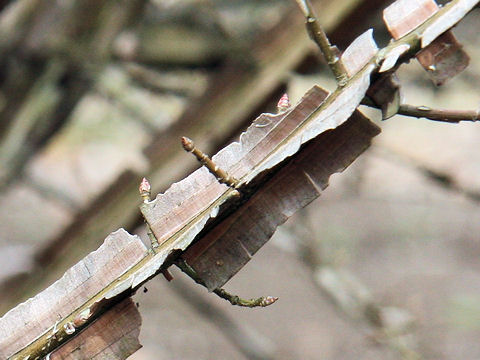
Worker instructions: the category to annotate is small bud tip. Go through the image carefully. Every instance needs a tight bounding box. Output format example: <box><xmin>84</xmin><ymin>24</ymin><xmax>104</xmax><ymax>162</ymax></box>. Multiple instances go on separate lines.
<box><xmin>181</xmin><ymin>136</ymin><xmax>195</xmax><ymax>152</ymax></box>
<box><xmin>277</xmin><ymin>93</ymin><xmax>291</xmax><ymax>112</ymax></box>
<box><xmin>261</xmin><ymin>296</ymin><xmax>279</xmax><ymax>307</ymax></box>
<box><xmin>139</xmin><ymin>177</ymin><xmax>151</xmax><ymax>195</ymax></box>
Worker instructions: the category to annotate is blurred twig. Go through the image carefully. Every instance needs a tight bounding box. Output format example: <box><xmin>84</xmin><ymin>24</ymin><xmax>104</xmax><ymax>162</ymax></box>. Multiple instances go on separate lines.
<box><xmin>374</xmin><ymin>145</ymin><xmax>480</xmax><ymax>203</ymax></box>
<box><xmin>284</xmin><ymin>209</ymin><xmax>423</xmax><ymax>360</ymax></box>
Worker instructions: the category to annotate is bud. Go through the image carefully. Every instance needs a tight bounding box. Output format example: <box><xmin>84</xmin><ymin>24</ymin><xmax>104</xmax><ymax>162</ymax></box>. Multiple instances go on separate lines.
<box><xmin>139</xmin><ymin>177</ymin><xmax>151</xmax><ymax>202</ymax></box>
<box><xmin>260</xmin><ymin>296</ymin><xmax>279</xmax><ymax>307</ymax></box>
<box><xmin>64</xmin><ymin>322</ymin><xmax>75</xmax><ymax>335</ymax></box>
<box><xmin>181</xmin><ymin>136</ymin><xmax>195</xmax><ymax>152</ymax></box>
<box><xmin>277</xmin><ymin>93</ymin><xmax>291</xmax><ymax>112</ymax></box>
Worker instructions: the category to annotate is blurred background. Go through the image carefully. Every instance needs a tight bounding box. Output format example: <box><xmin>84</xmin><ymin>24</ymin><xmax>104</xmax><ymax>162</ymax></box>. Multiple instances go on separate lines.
<box><xmin>0</xmin><ymin>0</ymin><xmax>479</xmax><ymax>359</ymax></box>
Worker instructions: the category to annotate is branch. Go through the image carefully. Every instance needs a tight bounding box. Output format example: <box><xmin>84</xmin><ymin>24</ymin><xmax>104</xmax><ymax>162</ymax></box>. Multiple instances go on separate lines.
<box><xmin>0</xmin><ymin>0</ymin><xmax>364</xmax><ymax>314</ymax></box>
<box><xmin>2</xmin><ymin>1</ymin><xmax>477</xmax><ymax>358</ymax></box>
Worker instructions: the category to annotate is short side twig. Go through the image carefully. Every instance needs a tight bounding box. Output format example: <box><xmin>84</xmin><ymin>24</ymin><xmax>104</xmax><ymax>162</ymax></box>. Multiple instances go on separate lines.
<box><xmin>176</xmin><ymin>259</ymin><xmax>278</xmax><ymax>308</ymax></box>
<box><xmin>213</xmin><ymin>288</ymin><xmax>278</xmax><ymax>308</ymax></box>
<box><xmin>363</xmin><ymin>98</ymin><xmax>480</xmax><ymax>123</ymax></box>
<box><xmin>181</xmin><ymin>136</ymin><xmax>239</xmax><ymax>188</ymax></box>
<box><xmin>169</xmin><ymin>275</ymin><xmax>276</xmax><ymax>359</ymax></box>
<box><xmin>295</xmin><ymin>0</ymin><xmax>348</xmax><ymax>85</ymax></box>
<box><xmin>396</xmin><ymin>104</ymin><xmax>480</xmax><ymax>123</ymax></box>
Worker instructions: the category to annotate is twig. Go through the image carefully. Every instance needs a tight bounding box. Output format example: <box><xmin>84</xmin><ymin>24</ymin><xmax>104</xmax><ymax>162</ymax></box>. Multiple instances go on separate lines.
<box><xmin>181</xmin><ymin>136</ymin><xmax>239</xmax><ymax>188</ymax></box>
<box><xmin>168</xmin><ymin>274</ymin><xmax>275</xmax><ymax>360</ymax></box>
<box><xmin>213</xmin><ymin>288</ymin><xmax>278</xmax><ymax>308</ymax></box>
<box><xmin>176</xmin><ymin>259</ymin><xmax>278</xmax><ymax>308</ymax></box>
<box><xmin>396</xmin><ymin>104</ymin><xmax>480</xmax><ymax>123</ymax></box>
<box><xmin>362</xmin><ymin>98</ymin><xmax>480</xmax><ymax>123</ymax></box>
<box><xmin>420</xmin><ymin>167</ymin><xmax>480</xmax><ymax>202</ymax></box>
<box><xmin>295</xmin><ymin>0</ymin><xmax>348</xmax><ymax>85</ymax></box>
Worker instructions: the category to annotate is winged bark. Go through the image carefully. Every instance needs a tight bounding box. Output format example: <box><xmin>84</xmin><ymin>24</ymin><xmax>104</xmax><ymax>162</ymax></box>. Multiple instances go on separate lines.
<box><xmin>1</xmin><ymin>0</ymin><xmax>477</xmax><ymax>358</ymax></box>
<box><xmin>383</xmin><ymin>0</ymin><xmax>470</xmax><ymax>85</ymax></box>
<box><xmin>183</xmin><ymin>109</ymin><xmax>380</xmax><ymax>290</ymax></box>
<box><xmin>141</xmin><ymin>71</ymin><xmax>375</xmax><ymax>251</ymax></box>
<box><xmin>0</xmin><ymin>230</ymin><xmax>146</xmax><ymax>359</ymax></box>
<box><xmin>49</xmin><ymin>298</ymin><xmax>142</xmax><ymax>360</ymax></box>
<box><xmin>0</xmin><ymin>0</ymin><xmax>373</xmax><ymax>314</ymax></box>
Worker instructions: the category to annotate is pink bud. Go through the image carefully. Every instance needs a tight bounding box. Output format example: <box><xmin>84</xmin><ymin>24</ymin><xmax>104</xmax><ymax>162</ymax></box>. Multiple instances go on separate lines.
<box><xmin>139</xmin><ymin>177</ymin><xmax>151</xmax><ymax>195</ymax></box>
<box><xmin>261</xmin><ymin>296</ymin><xmax>279</xmax><ymax>307</ymax></box>
<box><xmin>277</xmin><ymin>93</ymin><xmax>291</xmax><ymax>112</ymax></box>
